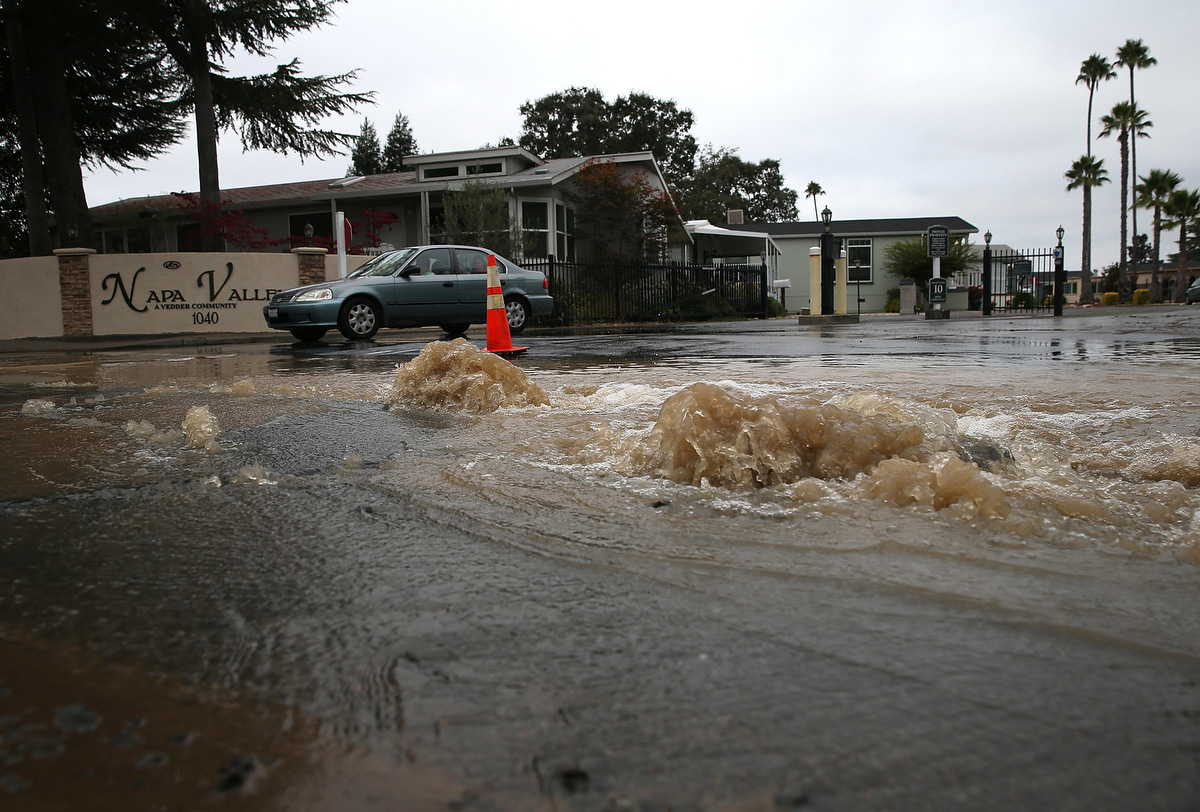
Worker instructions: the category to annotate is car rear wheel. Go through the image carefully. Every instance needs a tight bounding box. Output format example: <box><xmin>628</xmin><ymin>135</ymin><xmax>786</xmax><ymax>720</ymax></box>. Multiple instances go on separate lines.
<box><xmin>338</xmin><ymin>297</ymin><xmax>381</xmax><ymax>340</ymax></box>
<box><xmin>505</xmin><ymin>296</ymin><xmax>530</xmax><ymax>334</ymax></box>
<box><xmin>439</xmin><ymin>323</ymin><xmax>470</xmax><ymax>335</ymax></box>
<box><xmin>289</xmin><ymin>327</ymin><xmax>327</xmax><ymax>342</ymax></box>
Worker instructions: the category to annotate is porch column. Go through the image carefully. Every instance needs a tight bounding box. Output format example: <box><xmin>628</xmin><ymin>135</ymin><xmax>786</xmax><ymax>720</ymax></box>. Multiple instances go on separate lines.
<box><xmin>808</xmin><ymin>247</ymin><xmax>821</xmax><ymax>315</ymax></box>
<box><xmin>54</xmin><ymin>247</ymin><xmax>95</xmax><ymax>337</ymax></box>
<box><xmin>835</xmin><ymin>250</ymin><xmax>848</xmax><ymax>315</ymax></box>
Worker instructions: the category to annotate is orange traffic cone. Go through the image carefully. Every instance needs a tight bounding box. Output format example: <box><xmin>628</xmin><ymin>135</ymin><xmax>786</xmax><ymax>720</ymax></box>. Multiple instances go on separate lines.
<box><xmin>485</xmin><ymin>253</ymin><xmax>528</xmax><ymax>358</ymax></box>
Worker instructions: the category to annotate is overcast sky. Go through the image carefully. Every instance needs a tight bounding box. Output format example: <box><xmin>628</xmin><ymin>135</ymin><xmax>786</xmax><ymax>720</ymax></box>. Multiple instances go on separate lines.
<box><xmin>83</xmin><ymin>0</ymin><xmax>1199</xmax><ymax>269</ymax></box>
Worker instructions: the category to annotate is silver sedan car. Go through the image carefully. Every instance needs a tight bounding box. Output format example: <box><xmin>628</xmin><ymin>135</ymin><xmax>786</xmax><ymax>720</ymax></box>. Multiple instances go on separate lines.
<box><xmin>263</xmin><ymin>245</ymin><xmax>554</xmax><ymax>341</ymax></box>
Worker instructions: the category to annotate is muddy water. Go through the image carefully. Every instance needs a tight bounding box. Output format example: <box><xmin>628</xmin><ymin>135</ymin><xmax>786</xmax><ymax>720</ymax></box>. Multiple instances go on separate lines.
<box><xmin>2</xmin><ymin>313</ymin><xmax>1200</xmax><ymax>809</ymax></box>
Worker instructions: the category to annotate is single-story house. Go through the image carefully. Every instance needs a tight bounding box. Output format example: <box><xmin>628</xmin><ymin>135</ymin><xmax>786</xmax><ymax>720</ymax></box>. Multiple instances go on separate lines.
<box><xmin>724</xmin><ymin>216</ymin><xmax>978</xmax><ymax>313</ymax></box>
<box><xmin>87</xmin><ymin>146</ymin><xmax>688</xmax><ymax>262</ymax></box>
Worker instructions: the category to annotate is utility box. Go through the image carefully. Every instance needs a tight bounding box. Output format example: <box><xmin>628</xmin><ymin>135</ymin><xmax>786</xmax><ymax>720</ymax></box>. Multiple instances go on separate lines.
<box><xmin>900</xmin><ymin>278</ymin><xmax>917</xmax><ymax>314</ymax></box>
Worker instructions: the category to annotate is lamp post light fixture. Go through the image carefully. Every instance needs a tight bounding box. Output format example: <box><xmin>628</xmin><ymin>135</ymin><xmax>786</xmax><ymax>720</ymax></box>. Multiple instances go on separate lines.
<box><xmin>303</xmin><ymin>222</ymin><xmax>315</xmax><ymax>247</ymax></box>
<box><xmin>821</xmin><ymin>206</ymin><xmax>832</xmax><ymax>231</ymax></box>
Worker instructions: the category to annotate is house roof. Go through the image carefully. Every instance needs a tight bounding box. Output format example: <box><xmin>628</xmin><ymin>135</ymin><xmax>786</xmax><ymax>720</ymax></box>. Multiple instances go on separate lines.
<box><xmin>89</xmin><ymin>151</ymin><xmax>671</xmax><ymax>219</ymax></box>
<box><xmin>725</xmin><ymin>216</ymin><xmax>978</xmax><ymax>238</ymax></box>
<box><xmin>90</xmin><ymin>172</ymin><xmax>419</xmax><ymax>220</ymax></box>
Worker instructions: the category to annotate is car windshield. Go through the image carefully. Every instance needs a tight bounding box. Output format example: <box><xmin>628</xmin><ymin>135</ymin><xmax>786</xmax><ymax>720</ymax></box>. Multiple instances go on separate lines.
<box><xmin>348</xmin><ymin>248</ymin><xmax>420</xmax><ymax>278</ymax></box>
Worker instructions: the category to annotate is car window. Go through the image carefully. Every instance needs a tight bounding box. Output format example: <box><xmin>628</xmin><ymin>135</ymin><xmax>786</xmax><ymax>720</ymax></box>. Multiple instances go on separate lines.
<box><xmin>350</xmin><ymin>248</ymin><xmax>418</xmax><ymax>277</ymax></box>
<box><xmin>456</xmin><ymin>249</ymin><xmax>490</xmax><ymax>275</ymax></box>
<box><xmin>409</xmin><ymin>248</ymin><xmax>453</xmax><ymax>275</ymax></box>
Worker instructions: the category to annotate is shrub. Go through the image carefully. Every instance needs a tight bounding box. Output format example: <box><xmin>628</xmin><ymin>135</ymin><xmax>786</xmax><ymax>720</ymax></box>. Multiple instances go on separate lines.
<box><xmin>766</xmin><ymin>296</ymin><xmax>787</xmax><ymax>317</ymax></box>
<box><xmin>1102</xmin><ymin>292</ymin><xmax>1120</xmax><ymax>306</ymax></box>
<box><xmin>1132</xmin><ymin>288</ymin><xmax>1150</xmax><ymax>305</ymax></box>
<box><xmin>884</xmin><ymin>288</ymin><xmax>901</xmax><ymax>313</ymax></box>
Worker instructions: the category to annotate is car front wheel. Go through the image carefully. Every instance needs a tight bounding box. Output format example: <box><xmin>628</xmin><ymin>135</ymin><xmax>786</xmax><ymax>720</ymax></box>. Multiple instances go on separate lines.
<box><xmin>338</xmin><ymin>297</ymin><xmax>381</xmax><ymax>340</ymax></box>
<box><xmin>505</xmin><ymin>296</ymin><xmax>530</xmax><ymax>334</ymax></box>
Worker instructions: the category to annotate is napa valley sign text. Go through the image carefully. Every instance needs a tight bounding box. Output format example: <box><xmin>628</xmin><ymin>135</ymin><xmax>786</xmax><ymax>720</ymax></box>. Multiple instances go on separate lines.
<box><xmin>86</xmin><ymin>254</ymin><xmax>303</xmax><ymax>335</ymax></box>
<box><xmin>100</xmin><ymin>259</ymin><xmax>281</xmax><ymax>327</ymax></box>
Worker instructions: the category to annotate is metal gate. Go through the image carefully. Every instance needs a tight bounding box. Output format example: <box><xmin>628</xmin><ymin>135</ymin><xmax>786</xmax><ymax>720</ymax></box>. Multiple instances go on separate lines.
<box><xmin>982</xmin><ymin>246</ymin><xmax>1056</xmax><ymax>314</ymax></box>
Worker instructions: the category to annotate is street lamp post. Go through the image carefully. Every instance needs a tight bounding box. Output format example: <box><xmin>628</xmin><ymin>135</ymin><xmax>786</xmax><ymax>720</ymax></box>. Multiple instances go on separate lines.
<box><xmin>853</xmin><ymin>260</ymin><xmax>862</xmax><ymax>316</ymax></box>
<box><xmin>820</xmin><ymin>206</ymin><xmax>835</xmax><ymax>315</ymax></box>
<box><xmin>982</xmin><ymin>230</ymin><xmax>993</xmax><ymax>316</ymax></box>
<box><xmin>1054</xmin><ymin>224</ymin><xmax>1065</xmax><ymax>317</ymax></box>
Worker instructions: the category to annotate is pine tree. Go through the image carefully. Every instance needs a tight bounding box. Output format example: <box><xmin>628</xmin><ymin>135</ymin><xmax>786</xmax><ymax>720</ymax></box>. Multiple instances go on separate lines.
<box><xmin>382</xmin><ymin>111</ymin><xmax>417</xmax><ymax>173</ymax></box>
<box><xmin>347</xmin><ymin>119</ymin><xmax>382</xmax><ymax>176</ymax></box>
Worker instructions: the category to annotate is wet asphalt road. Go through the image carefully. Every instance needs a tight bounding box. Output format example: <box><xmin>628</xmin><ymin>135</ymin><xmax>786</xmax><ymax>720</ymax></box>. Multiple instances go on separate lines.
<box><xmin>2</xmin><ymin>307</ymin><xmax>1200</xmax><ymax>811</ymax></box>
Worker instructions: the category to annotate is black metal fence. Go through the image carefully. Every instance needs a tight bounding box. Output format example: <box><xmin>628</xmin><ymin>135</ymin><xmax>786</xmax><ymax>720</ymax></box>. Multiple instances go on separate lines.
<box><xmin>523</xmin><ymin>257</ymin><xmax>769</xmax><ymax>326</ymax></box>
<box><xmin>982</xmin><ymin>247</ymin><xmax>1056</xmax><ymax>314</ymax></box>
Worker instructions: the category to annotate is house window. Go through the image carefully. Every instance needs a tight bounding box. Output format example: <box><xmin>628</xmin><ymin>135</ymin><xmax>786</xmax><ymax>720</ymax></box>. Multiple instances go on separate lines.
<box><xmin>521</xmin><ymin>201</ymin><xmax>550</xmax><ymax>257</ymax></box>
<box><xmin>847</xmin><ymin>238</ymin><xmax>872</xmax><ymax>282</ymax></box>
<box><xmin>423</xmin><ymin>166</ymin><xmax>459</xmax><ymax>180</ymax></box>
<box><xmin>466</xmin><ymin>162</ymin><xmax>503</xmax><ymax>176</ymax></box>
<box><xmin>555</xmin><ymin>204</ymin><xmax>575</xmax><ymax>260</ymax></box>
<box><xmin>289</xmin><ymin>213</ymin><xmax>333</xmax><ymax>247</ymax></box>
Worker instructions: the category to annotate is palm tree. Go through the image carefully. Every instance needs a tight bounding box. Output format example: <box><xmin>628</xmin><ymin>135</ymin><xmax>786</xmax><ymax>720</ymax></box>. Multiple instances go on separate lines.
<box><xmin>1066</xmin><ymin>155</ymin><xmax>1110</xmax><ymax>305</ymax></box>
<box><xmin>1133</xmin><ymin>169</ymin><xmax>1182</xmax><ymax>301</ymax></box>
<box><xmin>1099</xmin><ymin>101</ymin><xmax>1152</xmax><ymax>297</ymax></box>
<box><xmin>1076</xmin><ymin>54</ymin><xmax>1116</xmax><ymax>157</ymax></box>
<box><xmin>804</xmin><ymin>181</ymin><xmax>825</xmax><ymax>221</ymax></box>
<box><xmin>1115</xmin><ymin>40</ymin><xmax>1156</xmax><ymax>266</ymax></box>
<box><xmin>1164</xmin><ymin>189</ymin><xmax>1200</xmax><ymax>303</ymax></box>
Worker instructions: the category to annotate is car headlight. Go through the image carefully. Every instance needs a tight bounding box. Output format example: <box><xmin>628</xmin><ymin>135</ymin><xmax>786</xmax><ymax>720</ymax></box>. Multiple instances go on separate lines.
<box><xmin>296</xmin><ymin>288</ymin><xmax>333</xmax><ymax>302</ymax></box>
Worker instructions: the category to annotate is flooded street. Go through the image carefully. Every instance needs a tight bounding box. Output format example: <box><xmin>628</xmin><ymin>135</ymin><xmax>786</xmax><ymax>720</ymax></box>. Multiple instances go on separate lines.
<box><xmin>2</xmin><ymin>309</ymin><xmax>1200</xmax><ymax>810</ymax></box>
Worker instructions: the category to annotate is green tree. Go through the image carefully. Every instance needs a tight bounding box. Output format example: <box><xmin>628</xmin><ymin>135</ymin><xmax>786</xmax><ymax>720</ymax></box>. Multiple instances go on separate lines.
<box><xmin>1164</xmin><ymin>188</ymin><xmax>1200</xmax><ymax>302</ymax></box>
<box><xmin>804</xmin><ymin>181</ymin><xmax>825</xmax><ymax>221</ymax></box>
<box><xmin>0</xmin><ymin>0</ymin><xmax>184</xmax><ymax>253</ymax></box>
<box><xmin>347</xmin><ymin>118</ymin><xmax>381</xmax><ymax>176</ymax></box>
<box><xmin>1115</xmin><ymin>39</ymin><xmax>1156</xmax><ymax>267</ymax></box>
<box><xmin>883</xmin><ymin>234</ymin><xmax>974</xmax><ymax>290</ymax></box>
<box><xmin>1076</xmin><ymin>54</ymin><xmax>1116</xmax><ymax>157</ymax></box>
<box><xmin>382</xmin><ymin>111</ymin><xmax>417</xmax><ymax>172</ymax></box>
<box><xmin>120</xmin><ymin>0</ymin><xmax>372</xmax><ymax>250</ymax></box>
<box><xmin>1133</xmin><ymin>168</ymin><xmax>1182</xmax><ymax>302</ymax></box>
<box><xmin>679</xmin><ymin>146</ymin><xmax>797</xmax><ymax>223</ymax></box>
<box><xmin>1099</xmin><ymin>101</ymin><xmax>1152</xmax><ymax>297</ymax></box>
<box><xmin>1066</xmin><ymin>154</ymin><xmax>1110</xmax><ymax>306</ymax></box>
<box><xmin>567</xmin><ymin>159</ymin><xmax>679</xmax><ymax>261</ymax></box>
<box><xmin>518</xmin><ymin>87</ymin><xmax>697</xmax><ymax>192</ymax></box>
<box><xmin>440</xmin><ymin>179</ymin><xmax>524</xmax><ymax>257</ymax></box>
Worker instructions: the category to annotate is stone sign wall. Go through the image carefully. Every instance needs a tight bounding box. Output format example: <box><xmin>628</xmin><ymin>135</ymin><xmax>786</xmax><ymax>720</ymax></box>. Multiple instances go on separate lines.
<box><xmin>0</xmin><ymin>249</ymin><xmax>371</xmax><ymax>340</ymax></box>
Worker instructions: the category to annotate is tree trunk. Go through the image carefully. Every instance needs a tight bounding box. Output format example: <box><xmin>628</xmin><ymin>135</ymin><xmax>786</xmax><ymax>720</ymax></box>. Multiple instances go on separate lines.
<box><xmin>1080</xmin><ymin>184</ymin><xmax>1092</xmax><ymax>305</ymax></box>
<box><xmin>3</xmin><ymin>6</ymin><xmax>51</xmax><ymax>255</ymax></box>
<box><xmin>1150</xmin><ymin>209</ymin><xmax>1161</xmax><ymax>303</ymax></box>
<box><xmin>1118</xmin><ymin>133</ymin><xmax>1129</xmax><ymax>298</ymax></box>
<box><xmin>25</xmin><ymin>0</ymin><xmax>92</xmax><ymax>249</ymax></box>
<box><xmin>185</xmin><ymin>5</ymin><xmax>222</xmax><ymax>251</ymax></box>
<box><xmin>1177</xmin><ymin>226</ymin><xmax>1189</xmax><ymax>304</ymax></box>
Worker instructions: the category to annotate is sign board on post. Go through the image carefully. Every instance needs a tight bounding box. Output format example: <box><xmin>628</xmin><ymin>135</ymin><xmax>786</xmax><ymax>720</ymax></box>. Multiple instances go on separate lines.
<box><xmin>929</xmin><ymin>277</ymin><xmax>948</xmax><ymax>304</ymax></box>
<box><xmin>927</xmin><ymin>225</ymin><xmax>949</xmax><ymax>258</ymax></box>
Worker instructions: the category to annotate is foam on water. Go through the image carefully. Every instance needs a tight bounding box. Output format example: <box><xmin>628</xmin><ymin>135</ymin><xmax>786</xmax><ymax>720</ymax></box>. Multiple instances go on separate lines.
<box><xmin>385</xmin><ymin>339</ymin><xmax>549</xmax><ymax>414</ymax></box>
<box><xmin>182</xmin><ymin>405</ymin><xmax>222</xmax><ymax>454</ymax></box>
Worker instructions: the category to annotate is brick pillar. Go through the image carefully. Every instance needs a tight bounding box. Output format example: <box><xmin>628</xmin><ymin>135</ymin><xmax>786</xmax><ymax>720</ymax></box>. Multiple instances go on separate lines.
<box><xmin>54</xmin><ymin>248</ymin><xmax>96</xmax><ymax>337</ymax></box>
<box><xmin>291</xmin><ymin>247</ymin><xmax>329</xmax><ymax>287</ymax></box>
